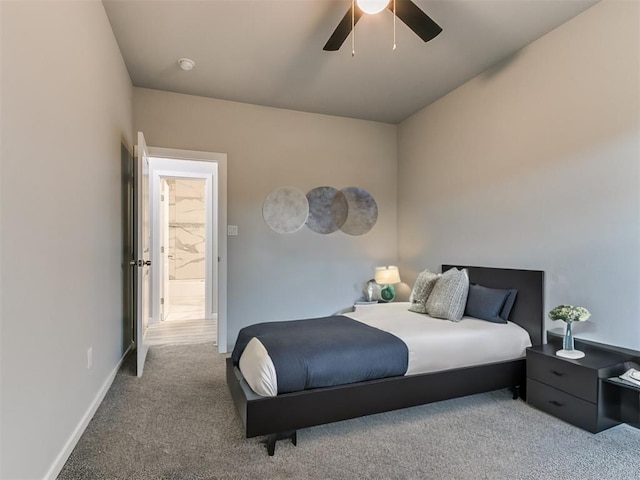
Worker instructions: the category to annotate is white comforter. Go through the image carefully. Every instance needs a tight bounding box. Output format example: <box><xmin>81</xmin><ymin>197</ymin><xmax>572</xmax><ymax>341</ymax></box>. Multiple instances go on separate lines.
<box><xmin>238</xmin><ymin>302</ymin><xmax>532</xmax><ymax>397</ymax></box>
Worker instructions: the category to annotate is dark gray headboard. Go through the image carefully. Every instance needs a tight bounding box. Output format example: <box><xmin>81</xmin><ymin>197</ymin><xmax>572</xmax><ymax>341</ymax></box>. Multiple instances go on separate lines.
<box><xmin>442</xmin><ymin>265</ymin><xmax>545</xmax><ymax>346</ymax></box>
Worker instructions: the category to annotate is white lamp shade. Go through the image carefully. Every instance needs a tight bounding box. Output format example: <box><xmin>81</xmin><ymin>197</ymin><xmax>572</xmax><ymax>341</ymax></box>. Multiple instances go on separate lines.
<box><xmin>374</xmin><ymin>266</ymin><xmax>401</xmax><ymax>285</ymax></box>
<box><xmin>357</xmin><ymin>0</ymin><xmax>390</xmax><ymax>15</ymax></box>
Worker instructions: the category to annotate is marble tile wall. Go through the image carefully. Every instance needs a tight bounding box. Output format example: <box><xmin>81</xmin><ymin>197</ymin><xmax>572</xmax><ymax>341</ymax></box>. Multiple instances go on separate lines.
<box><xmin>167</xmin><ymin>178</ymin><xmax>206</xmax><ymax>281</ymax></box>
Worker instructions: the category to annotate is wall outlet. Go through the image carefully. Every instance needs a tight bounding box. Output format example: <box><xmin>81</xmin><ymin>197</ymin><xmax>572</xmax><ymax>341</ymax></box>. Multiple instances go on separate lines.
<box><xmin>87</xmin><ymin>347</ymin><xmax>93</xmax><ymax>369</ymax></box>
<box><xmin>227</xmin><ymin>225</ymin><xmax>238</xmax><ymax>236</ymax></box>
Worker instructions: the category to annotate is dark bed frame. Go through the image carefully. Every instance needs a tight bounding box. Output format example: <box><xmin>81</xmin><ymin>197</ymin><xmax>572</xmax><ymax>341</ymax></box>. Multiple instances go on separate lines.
<box><xmin>226</xmin><ymin>265</ymin><xmax>544</xmax><ymax>455</ymax></box>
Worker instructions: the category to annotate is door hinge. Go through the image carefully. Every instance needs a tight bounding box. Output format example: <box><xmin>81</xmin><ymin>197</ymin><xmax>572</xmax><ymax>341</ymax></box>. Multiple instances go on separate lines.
<box><xmin>160</xmin><ymin>297</ymin><xmax>164</xmax><ymax>305</ymax></box>
<box><xmin>161</xmin><ymin>246</ymin><xmax>165</xmax><ymax>253</ymax></box>
<box><xmin>160</xmin><ymin>194</ymin><xmax>165</xmax><ymax>202</ymax></box>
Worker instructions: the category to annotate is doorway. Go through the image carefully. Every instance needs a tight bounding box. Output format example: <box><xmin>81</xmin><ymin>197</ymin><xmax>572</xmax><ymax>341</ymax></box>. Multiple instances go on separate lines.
<box><xmin>152</xmin><ymin>176</ymin><xmax>212</xmax><ymax>344</ymax></box>
<box><xmin>144</xmin><ymin>148</ymin><xmax>228</xmax><ymax>352</ymax></box>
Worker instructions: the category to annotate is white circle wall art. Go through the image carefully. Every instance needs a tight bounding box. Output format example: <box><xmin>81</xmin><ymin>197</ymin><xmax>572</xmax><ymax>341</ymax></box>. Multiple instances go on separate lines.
<box><xmin>262</xmin><ymin>187</ymin><xmax>309</xmax><ymax>234</ymax></box>
<box><xmin>339</xmin><ymin>187</ymin><xmax>378</xmax><ymax>236</ymax></box>
<box><xmin>305</xmin><ymin>186</ymin><xmax>348</xmax><ymax>234</ymax></box>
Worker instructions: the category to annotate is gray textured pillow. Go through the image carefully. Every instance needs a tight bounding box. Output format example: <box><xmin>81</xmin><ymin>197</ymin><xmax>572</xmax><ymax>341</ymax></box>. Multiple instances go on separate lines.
<box><xmin>408</xmin><ymin>270</ymin><xmax>440</xmax><ymax>314</ymax></box>
<box><xmin>425</xmin><ymin>268</ymin><xmax>470</xmax><ymax>321</ymax></box>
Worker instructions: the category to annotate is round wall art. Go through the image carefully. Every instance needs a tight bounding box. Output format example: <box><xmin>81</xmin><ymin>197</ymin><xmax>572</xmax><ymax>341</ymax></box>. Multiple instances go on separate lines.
<box><xmin>263</xmin><ymin>185</ymin><xmax>378</xmax><ymax>236</ymax></box>
<box><xmin>305</xmin><ymin>186</ymin><xmax>348</xmax><ymax>234</ymax></box>
<box><xmin>340</xmin><ymin>187</ymin><xmax>378</xmax><ymax>236</ymax></box>
<box><xmin>262</xmin><ymin>187</ymin><xmax>309</xmax><ymax>234</ymax></box>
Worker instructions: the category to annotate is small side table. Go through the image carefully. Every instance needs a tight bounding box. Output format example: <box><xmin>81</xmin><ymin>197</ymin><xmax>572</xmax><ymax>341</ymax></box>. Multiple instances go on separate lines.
<box><xmin>526</xmin><ymin>344</ymin><xmax>627</xmax><ymax>432</ymax></box>
<box><xmin>334</xmin><ymin>301</ymin><xmax>378</xmax><ymax>315</ymax></box>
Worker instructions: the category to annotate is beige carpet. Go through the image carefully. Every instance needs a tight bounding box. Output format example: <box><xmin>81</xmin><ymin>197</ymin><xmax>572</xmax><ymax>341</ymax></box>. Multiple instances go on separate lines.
<box><xmin>58</xmin><ymin>343</ymin><xmax>640</xmax><ymax>479</ymax></box>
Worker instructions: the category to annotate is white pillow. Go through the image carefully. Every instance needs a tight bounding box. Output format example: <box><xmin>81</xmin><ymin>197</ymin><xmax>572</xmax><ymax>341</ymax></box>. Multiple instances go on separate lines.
<box><xmin>425</xmin><ymin>268</ymin><xmax>470</xmax><ymax>321</ymax></box>
<box><xmin>408</xmin><ymin>270</ymin><xmax>440</xmax><ymax>314</ymax></box>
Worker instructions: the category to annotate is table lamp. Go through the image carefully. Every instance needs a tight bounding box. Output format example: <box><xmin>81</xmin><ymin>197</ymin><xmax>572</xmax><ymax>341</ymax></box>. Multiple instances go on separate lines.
<box><xmin>374</xmin><ymin>266</ymin><xmax>401</xmax><ymax>302</ymax></box>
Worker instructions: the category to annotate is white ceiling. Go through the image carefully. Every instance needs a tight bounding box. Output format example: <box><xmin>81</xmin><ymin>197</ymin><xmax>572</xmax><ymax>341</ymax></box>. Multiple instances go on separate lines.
<box><xmin>103</xmin><ymin>0</ymin><xmax>599</xmax><ymax>124</ymax></box>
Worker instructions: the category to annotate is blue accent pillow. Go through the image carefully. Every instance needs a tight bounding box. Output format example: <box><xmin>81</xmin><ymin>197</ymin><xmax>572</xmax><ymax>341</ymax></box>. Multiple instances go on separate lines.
<box><xmin>500</xmin><ymin>288</ymin><xmax>518</xmax><ymax>322</ymax></box>
<box><xmin>465</xmin><ymin>284</ymin><xmax>518</xmax><ymax>324</ymax></box>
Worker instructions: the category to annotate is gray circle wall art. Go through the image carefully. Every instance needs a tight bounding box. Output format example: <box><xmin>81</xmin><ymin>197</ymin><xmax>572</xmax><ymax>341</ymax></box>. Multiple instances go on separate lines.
<box><xmin>263</xmin><ymin>185</ymin><xmax>377</xmax><ymax>236</ymax></box>
<box><xmin>305</xmin><ymin>186</ymin><xmax>348</xmax><ymax>234</ymax></box>
<box><xmin>262</xmin><ymin>187</ymin><xmax>309</xmax><ymax>234</ymax></box>
<box><xmin>340</xmin><ymin>187</ymin><xmax>378</xmax><ymax>236</ymax></box>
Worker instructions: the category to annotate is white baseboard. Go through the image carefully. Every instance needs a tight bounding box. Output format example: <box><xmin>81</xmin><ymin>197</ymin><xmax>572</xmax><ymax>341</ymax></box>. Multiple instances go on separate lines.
<box><xmin>44</xmin><ymin>343</ymin><xmax>134</xmax><ymax>480</ymax></box>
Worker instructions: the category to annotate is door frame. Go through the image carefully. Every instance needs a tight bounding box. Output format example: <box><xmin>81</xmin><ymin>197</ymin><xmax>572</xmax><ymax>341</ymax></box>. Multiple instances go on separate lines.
<box><xmin>148</xmin><ymin>147</ymin><xmax>228</xmax><ymax>353</ymax></box>
<box><xmin>150</xmin><ymin>162</ymin><xmax>214</xmax><ymax>324</ymax></box>
<box><xmin>159</xmin><ymin>178</ymin><xmax>171</xmax><ymax>322</ymax></box>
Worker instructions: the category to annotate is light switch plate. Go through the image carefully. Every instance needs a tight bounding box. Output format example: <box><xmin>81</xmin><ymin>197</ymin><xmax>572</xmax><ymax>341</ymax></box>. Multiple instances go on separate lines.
<box><xmin>227</xmin><ymin>225</ymin><xmax>238</xmax><ymax>236</ymax></box>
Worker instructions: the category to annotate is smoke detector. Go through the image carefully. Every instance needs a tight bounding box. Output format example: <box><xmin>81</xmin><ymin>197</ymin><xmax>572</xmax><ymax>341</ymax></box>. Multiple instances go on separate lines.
<box><xmin>178</xmin><ymin>58</ymin><xmax>195</xmax><ymax>71</ymax></box>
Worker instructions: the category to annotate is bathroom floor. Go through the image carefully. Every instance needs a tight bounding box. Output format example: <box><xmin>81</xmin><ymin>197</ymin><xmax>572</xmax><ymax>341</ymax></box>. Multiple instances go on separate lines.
<box><xmin>146</xmin><ymin>295</ymin><xmax>216</xmax><ymax>346</ymax></box>
<box><xmin>165</xmin><ymin>295</ymin><xmax>205</xmax><ymax>322</ymax></box>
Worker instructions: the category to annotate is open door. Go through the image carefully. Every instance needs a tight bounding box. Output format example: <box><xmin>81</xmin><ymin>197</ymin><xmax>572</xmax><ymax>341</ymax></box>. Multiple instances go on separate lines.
<box><xmin>134</xmin><ymin>132</ymin><xmax>151</xmax><ymax>376</ymax></box>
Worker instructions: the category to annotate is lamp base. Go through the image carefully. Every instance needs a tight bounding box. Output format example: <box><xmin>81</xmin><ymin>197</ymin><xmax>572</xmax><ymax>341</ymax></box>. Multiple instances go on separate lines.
<box><xmin>379</xmin><ymin>285</ymin><xmax>396</xmax><ymax>302</ymax></box>
<box><xmin>556</xmin><ymin>349</ymin><xmax>585</xmax><ymax>359</ymax></box>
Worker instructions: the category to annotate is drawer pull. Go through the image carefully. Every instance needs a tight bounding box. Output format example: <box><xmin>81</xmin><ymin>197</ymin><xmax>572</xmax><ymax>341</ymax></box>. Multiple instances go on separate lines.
<box><xmin>550</xmin><ymin>370</ymin><xmax>565</xmax><ymax>377</ymax></box>
<box><xmin>549</xmin><ymin>400</ymin><xmax>564</xmax><ymax>407</ymax></box>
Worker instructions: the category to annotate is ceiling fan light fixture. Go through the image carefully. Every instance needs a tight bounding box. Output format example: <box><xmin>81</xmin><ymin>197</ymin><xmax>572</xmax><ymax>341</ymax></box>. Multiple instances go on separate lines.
<box><xmin>323</xmin><ymin>0</ymin><xmax>442</xmax><ymax>52</ymax></box>
<box><xmin>357</xmin><ymin>0</ymin><xmax>389</xmax><ymax>15</ymax></box>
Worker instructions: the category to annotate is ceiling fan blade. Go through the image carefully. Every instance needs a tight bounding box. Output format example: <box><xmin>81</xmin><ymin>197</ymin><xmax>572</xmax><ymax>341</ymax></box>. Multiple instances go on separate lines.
<box><xmin>389</xmin><ymin>0</ymin><xmax>442</xmax><ymax>43</ymax></box>
<box><xmin>323</xmin><ymin>5</ymin><xmax>364</xmax><ymax>51</ymax></box>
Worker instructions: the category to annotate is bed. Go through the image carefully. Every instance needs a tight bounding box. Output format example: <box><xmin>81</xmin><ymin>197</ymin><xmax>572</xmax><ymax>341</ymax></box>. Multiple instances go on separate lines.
<box><xmin>226</xmin><ymin>265</ymin><xmax>544</xmax><ymax>455</ymax></box>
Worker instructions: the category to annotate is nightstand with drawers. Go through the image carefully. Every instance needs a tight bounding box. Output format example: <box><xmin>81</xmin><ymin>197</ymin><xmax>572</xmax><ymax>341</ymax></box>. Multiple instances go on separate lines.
<box><xmin>526</xmin><ymin>344</ymin><xmax>628</xmax><ymax>433</ymax></box>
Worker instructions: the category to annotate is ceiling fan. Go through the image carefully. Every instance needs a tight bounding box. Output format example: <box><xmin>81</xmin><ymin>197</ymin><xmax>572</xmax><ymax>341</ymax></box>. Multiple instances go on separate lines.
<box><xmin>323</xmin><ymin>0</ymin><xmax>442</xmax><ymax>51</ymax></box>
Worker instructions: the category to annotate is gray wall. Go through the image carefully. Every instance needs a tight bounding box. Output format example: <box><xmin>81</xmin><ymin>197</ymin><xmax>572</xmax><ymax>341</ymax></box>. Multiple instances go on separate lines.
<box><xmin>1</xmin><ymin>2</ymin><xmax>635</xmax><ymax>477</ymax></box>
<box><xmin>134</xmin><ymin>88</ymin><xmax>398</xmax><ymax>350</ymax></box>
<box><xmin>0</xmin><ymin>1</ymin><xmax>133</xmax><ymax>478</ymax></box>
<box><xmin>397</xmin><ymin>0</ymin><xmax>640</xmax><ymax>350</ymax></box>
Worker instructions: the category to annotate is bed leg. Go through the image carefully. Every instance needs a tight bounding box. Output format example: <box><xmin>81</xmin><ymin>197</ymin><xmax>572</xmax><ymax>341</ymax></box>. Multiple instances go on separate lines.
<box><xmin>510</xmin><ymin>386</ymin><xmax>519</xmax><ymax>400</ymax></box>
<box><xmin>510</xmin><ymin>384</ymin><xmax>527</xmax><ymax>400</ymax></box>
<box><xmin>518</xmin><ymin>382</ymin><xmax>527</xmax><ymax>401</ymax></box>
<box><xmin>266</xmin><ymin>435</ymin><xmax>276</xmax><ymax>456</ymax></box>
<box><xmin>263</xmin><ymin>430</ymin><xmax>297</xmax><ymax>456</ymax></box>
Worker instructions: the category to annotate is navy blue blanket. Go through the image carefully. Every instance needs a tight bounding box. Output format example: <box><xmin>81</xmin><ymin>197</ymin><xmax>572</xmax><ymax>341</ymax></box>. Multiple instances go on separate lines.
<box><xmin>231</xmin><ymin>315</ymin><xmax>408</xmax><ymax>395</ymax></box>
